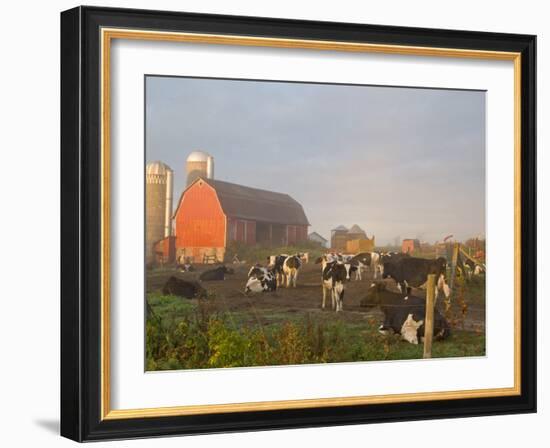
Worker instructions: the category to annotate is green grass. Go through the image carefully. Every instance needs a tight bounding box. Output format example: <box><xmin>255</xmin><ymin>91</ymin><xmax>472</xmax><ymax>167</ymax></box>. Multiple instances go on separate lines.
<box><xmin>146</xmin><ymin>293</ymin><xmax>485</xmax><ymax>371</ymax></box>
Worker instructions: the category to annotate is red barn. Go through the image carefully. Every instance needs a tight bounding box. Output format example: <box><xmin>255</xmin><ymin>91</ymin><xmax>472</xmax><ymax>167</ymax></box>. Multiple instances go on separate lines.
<box><xmin>173</xmin><ymin>178</ymin><xmax>309</xmax><ymax>262</ymax></box>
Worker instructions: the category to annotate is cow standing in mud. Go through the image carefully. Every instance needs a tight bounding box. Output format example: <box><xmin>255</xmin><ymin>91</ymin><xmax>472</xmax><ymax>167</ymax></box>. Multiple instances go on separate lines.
<box><xmin>382</xmin><ymin>256</ymin><xmax>451</xmax><ymax>300</ymax></box>
<box><xmin>267</xmin><ymin>254</ymin><xmax>288</xmax><ymax>286</ymax></box>
<box><xmin>316</xmin><ymin>254</ymin><xmax>347</xmax><ymax>311</ymax></box>
<box><xmin>283</xmin><ymin>254</ymin><xmax>302</xmax><ymax>288</ymax></box>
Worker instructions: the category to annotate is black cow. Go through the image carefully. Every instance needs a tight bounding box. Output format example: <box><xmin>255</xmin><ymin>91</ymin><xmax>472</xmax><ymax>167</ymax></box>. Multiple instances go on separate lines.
<box><xmin>380</xmin><ymin>251</ymin><xmax>410</xmax><ymax>265</ymax></box>
<box><xmin>162</xmin><ymin>276</ymin><xmax>206</xmax><ymax>299</ymax></box>
<box><xmin>382</xmin><ymin>256</ymin><xmax>450</xmax><ymax>299</ymax></box>
<box><xmin>245</xmin><ymin>266</ymin><xmax>277</xmax><ymax>293</ymax></box>
<box><xmin>199</xmin><ymin>265</ymin><xmax>234</xmax><ymax>281</ymax></box>
<box><xmin>361</xmin><ymin>282</ymin><xmax>450</xmax><ymax>344</ymax></box>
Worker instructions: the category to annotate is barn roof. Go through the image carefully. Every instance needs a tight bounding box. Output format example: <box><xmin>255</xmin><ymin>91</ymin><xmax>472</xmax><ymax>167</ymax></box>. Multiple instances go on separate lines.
<box><xmin>176</xmin><ymin>178</ymin><xmax>310</xmax><ymax>226</ymax></box>
<box><xmin>348</xmin><ymin>224</ymin><xmax>366</xmax><ymax>234</ymax></box>
<box><xmin>332</xmin><ymin>225</ymin><xmax>348</xmax><ymax>231</ymax></box>
<box><xmin>308</xmin><ymin>232</ymin><xmax>328</xmax><ymax>242</ymax></box>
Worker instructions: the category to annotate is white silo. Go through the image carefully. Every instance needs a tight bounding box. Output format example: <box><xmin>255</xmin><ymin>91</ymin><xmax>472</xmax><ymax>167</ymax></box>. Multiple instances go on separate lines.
<box><xmin>186</xmin><ymin>150</ymin><xmax>214</xmax><ymax>186</ymax></box>
<box><xmin>145</xmin><ymin>161</ymin><xmax>173</xmax><ymax>264</ymax></box>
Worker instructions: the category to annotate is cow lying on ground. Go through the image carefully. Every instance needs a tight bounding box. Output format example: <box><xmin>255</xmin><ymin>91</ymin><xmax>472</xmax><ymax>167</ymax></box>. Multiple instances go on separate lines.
<box><xmin>199</xmin><ymin>265</ymin><xmax>234</xmax><ymax>281</ymax></box>
<box><xmin>316</xmin><ymin>255</ymin><xmax>348</xmax><ymax>311</ymax></box>
<box><xmin>283</xmin><ymin>254</ymin><xmax>302</xmax><ymax>287</ymax></box>
<box><xmin>361</xmin><ymin>282</ymin><xmax>450</xmax><ymax>344</ymax></box>
<box><xmin>176</xmin><ymin>255</ymin><xmax>195</xmax><ymax>272</ymax></box>
<box><xmin>245</xmin><ymin>265</ymin><xmax>277</xmax><ymax>293</ymax></box>
<box><xmin>382</xmin><ymin>256</ymin><xmax>450</xmax><ymax>299</ymax></box>
<box><xmin>162</xmin><ymin>276</ymin><xmax>206</xmax><ymax>299</ymax></box>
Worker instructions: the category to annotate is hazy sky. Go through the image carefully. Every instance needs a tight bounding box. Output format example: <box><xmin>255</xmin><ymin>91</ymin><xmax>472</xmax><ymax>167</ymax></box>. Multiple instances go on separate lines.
<box><xmin>146</xmin><ymin>76</ymin><xmax>486</xmax><ymax>245</ymax></box>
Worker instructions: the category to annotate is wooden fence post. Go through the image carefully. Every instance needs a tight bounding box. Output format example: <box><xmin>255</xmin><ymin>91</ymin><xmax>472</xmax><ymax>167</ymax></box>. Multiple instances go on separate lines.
<box><xmin>423</xmin><ymin>274</ymin><xmax>436</xmax><ymax>359</ymax></box>
<box><xmin>449</xmin><ymin>242</ymin><xmax>460</xmax><ymax>292</ymax></box>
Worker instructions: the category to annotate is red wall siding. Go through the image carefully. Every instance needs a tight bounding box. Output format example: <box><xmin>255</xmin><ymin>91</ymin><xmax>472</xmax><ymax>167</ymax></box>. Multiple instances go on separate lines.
<box><xmin>287</xmin><ymin>225</ymin><xmax>297</xmax><ymax>245</ymax></box>
<box><xmin>246</xmin><ymin>221</ymin><xmax>256</xmax><ymax>245</ymax></box>
<box><xmin>175</xmin><ymin>180</ymin><xmax>226</xmax><ymax>250</ymax></box>
<box><xmin>236</xmin><ymin>220</ymin><xmax>245</xmax><ymax>242</ymax></box>
<box><xmin>227</xmin><ymin>217</ymin><xmax>256</xmax><ymax>246</ymax></box>
<box><xmin>296</xmin><ymin>225</ymin><xmax>307</xmax><ymax>243</ymax></box>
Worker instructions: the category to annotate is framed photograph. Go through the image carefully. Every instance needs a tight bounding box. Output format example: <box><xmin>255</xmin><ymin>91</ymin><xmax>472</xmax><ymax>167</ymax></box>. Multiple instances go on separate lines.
<box><xmin>60</xmin><ymin>6</ymin><xmax>536</xmax><ymax>442</ymax></box>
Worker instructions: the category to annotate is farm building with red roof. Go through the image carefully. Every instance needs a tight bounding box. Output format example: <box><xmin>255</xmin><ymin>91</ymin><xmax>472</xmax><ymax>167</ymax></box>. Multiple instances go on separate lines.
<box><xmin>173</xmin><ymin>177</ymin><xmax>309</xmax><ymax>263</ymax></box>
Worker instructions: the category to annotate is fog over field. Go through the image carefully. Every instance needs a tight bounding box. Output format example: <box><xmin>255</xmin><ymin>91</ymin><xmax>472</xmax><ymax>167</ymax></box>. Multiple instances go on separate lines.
<box><xmin>146</xmin><ymin>76</ymin><xmax>486</xmax><ymax>245</ymax></box>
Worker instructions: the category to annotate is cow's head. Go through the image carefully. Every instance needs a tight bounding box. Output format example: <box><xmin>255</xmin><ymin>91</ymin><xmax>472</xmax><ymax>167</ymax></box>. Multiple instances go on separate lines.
<box><xmin>247</xmin><ymin>265</ymin><xmax>265</xmax><ymax>279</ymax></box>
<box><xmin>343</xmin><ymin>262</ymin><xmax>357</xmax><ymax>281</ymax></box>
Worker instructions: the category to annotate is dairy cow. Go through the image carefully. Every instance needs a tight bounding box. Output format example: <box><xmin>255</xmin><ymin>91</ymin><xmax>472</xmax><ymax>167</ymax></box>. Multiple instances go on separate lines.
<box><xmin>283</xmin><ymin>255</ymin><xmax>302</xmax><ymax>288</ymax></box>
<box><xmin>382</xmin><ymin>256</ymin><xmax>450</xmax><ymax>299</ymax></box>
<box><xmin>316</xmin><ymin>255</ymin><xmax>347</xmax><ymax>311</ymax></box>
<box><xmin>267</xmin><ymin>254</ymin><xmax>288</xmax><ymax>286</ymax></box>
<box><xmin>162</xmin><ymin>276</ymin><xmax>206</xmax><ymax>299</ymax></box>
<box><xmin>245</xmin><ymin>266</ymin><xmax>277</xmax><ymax>293</ymax></box>
<box><xmin>199</xmin><ymin>265</ymin><xmax>234</xmax><ymax>281</ymax></box>
<box><xmin>361</xmin><ymin>282</ymin><xmax>450</xmax><ymax>344</ymax></box>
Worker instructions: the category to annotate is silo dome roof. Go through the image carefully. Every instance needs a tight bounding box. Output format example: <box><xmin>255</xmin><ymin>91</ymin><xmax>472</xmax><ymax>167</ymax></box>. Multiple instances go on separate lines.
<box><xmin>187</xmin><ymin>151</ymin><xmax>210</xmax><ymax>162</ymax></box>
<box><xmin>146</xmin><ymin>161</ymin><xmax>172</xmax><ymax>175</ymax></box>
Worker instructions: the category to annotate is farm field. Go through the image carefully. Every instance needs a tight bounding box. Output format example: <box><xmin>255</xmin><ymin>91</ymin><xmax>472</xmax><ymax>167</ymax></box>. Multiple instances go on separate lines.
<box><xmin>146</xmin><ymin>257</ymin><xmax>486</xmax><ymax>371</ymax></box>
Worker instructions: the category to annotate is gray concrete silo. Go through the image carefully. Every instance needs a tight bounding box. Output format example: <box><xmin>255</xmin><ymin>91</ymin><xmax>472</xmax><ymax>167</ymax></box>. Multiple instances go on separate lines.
<box><xmin>145</xmin><ymin>161</ymin><xmax>173</xmax><ymax>264</ymax></box>
<box><xmin>186</xmin><ymin>151</ymin><xmax>214</xmax><ymax>186</ymax></box>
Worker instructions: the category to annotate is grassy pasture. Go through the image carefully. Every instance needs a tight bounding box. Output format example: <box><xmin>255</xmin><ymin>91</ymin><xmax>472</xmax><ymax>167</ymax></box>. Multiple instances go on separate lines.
<box><xmin>146</xmin><ymin>291</ymin><xmax>485</xmax><ymax>371</ymax></box>
<box><xmin>145</xmin><ymin>244</ymin><xmax>486</xmax><ymax>371</ymax></box>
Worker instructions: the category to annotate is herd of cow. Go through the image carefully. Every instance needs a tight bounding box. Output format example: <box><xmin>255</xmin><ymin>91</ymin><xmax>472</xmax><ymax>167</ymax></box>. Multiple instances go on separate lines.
<box><xmin>245</xmin><ymin>251</ymin><xmax>451</xmax><ymax>306</ymax></box>
<box><xmin>160</xmin><ymin>250</ymin><xmax>484</xmax><ymax>345</ymax></box>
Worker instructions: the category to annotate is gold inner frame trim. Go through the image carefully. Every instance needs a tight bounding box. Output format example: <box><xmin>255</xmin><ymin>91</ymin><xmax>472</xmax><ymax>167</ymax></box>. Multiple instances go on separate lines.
<box><xmin>100</xmin><ymin>27</ymin><xmax>522</xmax><ymax>420</ymax></box>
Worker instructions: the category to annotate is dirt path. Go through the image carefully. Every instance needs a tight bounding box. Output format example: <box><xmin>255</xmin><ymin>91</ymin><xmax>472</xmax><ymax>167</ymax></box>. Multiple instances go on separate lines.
<box><xmin>147</xmin><ymin>262</ymin><xmax>485</xmax><ymax>331</ymax></box>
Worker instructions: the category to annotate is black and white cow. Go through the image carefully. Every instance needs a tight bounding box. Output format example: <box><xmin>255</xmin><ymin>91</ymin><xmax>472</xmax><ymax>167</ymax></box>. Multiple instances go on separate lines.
<box><xmin>316</xmin><ymin>255</ymin><xmax>347</xmax><ymax>311</ymax></box>
<box><xmin>199</xmin><ymin>265</ymin><xmax>234</xmax><ymax>281</ymax></box>
<box><xmin>382</xmin><ymin>256</ymin><xmax>450</xmax><ymax>299</ymax></box>
<box><xmin>267</xmin><ymin>254</ymin><xmax>288</xmax><ymax>286</ymax></box>
<box><xmin>349</xmin><ymin>252</ymin><xmax>372</xmax><ymax>280</ymax></box>
<box><xmin>245</xmin><ymin>265</ymin><xmax>277</xmax><ymax>293</ymax></box>
<box><xmin>283</xmin><ymin>254</ymin><xmax>302</xmax><ymax>288</ymax></box>
<box><xmin>348</xmin><ymin>251</ymin><xmax>386</xmax><ymax>279</ymax></box>
<box><xmin>162</xmin><ymin>276</ymin><xmax>206</xmax><ymax>299</ymax></box>
<box><xmin>361</xmin><ymin>282</ymin><xmax>450</xmax><ymax>344</ymax></box>
<box><xmin>463</xmin><ymin>257</ymin><xmax>486</xmax><ymax>278</ymax></box>
<box><xmin>318</xmin><ymin>253</ymin><xmax>359</xmax><ymax>281</ymax></box>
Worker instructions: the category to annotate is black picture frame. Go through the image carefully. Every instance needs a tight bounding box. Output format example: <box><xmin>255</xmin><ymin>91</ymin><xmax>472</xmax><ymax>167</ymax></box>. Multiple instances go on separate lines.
<box><xmin>61</xmin><ymin>5</ymin><xmax>536</xmax><ymax>442</ymax></box>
